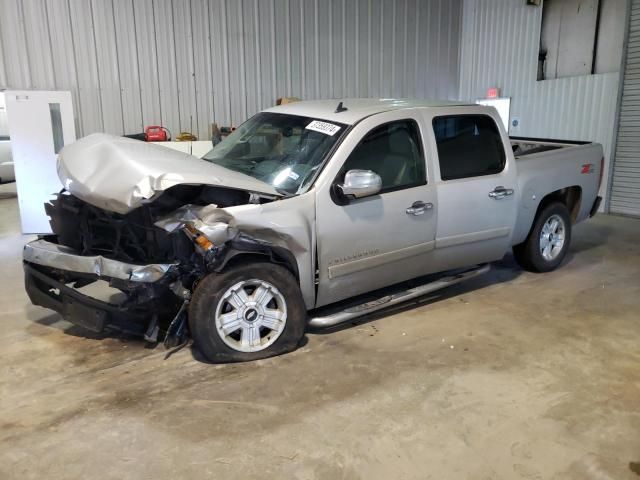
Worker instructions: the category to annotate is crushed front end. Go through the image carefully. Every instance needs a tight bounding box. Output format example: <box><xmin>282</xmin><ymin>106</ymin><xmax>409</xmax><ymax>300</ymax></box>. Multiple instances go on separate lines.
<box><xmin>23</xmin><ymin>241</ymin><xmax>182</xmax><ymax>338</ymax></box>
<box><xmin>22</xmin><ymin>186</ymin><xmax>244</xmax><ymax>342</ymax></box>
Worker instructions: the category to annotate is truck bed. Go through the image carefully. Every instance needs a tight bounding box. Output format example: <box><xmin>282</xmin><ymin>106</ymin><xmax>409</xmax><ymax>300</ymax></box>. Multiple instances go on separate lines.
<box><xmin>510</xmin><ymin>137</ymin><xmax>603</xmax><ymax>246</ymax></box>
<box><xmin>511</xmin><ymin>136</ymin><xmax>591</xmax><ymax>158</ymax></box>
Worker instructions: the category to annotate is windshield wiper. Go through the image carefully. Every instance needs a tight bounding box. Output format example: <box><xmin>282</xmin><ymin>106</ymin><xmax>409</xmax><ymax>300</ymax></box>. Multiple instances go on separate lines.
<box><xmin>274</xmin><ymin>186</ymin><xmax>296</xmax><ymax>197</ymax></box>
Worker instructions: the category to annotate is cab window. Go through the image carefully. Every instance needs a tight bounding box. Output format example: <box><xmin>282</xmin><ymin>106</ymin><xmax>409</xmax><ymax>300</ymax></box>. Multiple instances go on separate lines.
<box><xmin>433</xmin><ymin>115</ymin><xmax>505</xmax><ymax>180</ymax></box>
<box><xmin>342</xmin><ymin>120</ymin><xmax>426</xmax><ymax>192</ymax></box>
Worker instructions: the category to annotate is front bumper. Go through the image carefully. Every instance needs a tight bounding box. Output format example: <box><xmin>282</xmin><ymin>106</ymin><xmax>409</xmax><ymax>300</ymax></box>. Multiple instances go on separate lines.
<box><xmin>24</xmin><ymin>238</ymin><xmax>176</xmax><ymax>283</ymax></box>
<box><xmin>23</xmin><ymin>239</ymin><xmax>179</xmax><ymax>334</ymax></box>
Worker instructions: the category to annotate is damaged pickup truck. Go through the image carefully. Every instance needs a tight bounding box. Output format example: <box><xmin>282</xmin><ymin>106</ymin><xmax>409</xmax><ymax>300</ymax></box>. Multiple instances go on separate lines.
<box><xmin>23</xmin><ymin>99</ymin><xmax>604</xmax><ymax>362</ymax></box>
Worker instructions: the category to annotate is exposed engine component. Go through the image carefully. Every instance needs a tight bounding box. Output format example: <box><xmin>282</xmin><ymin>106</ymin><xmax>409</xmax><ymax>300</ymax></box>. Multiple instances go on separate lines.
<box><xmin>45</xmin><ymin>184</ymin><xmax>265</xmax><ymax>265</ymax></box>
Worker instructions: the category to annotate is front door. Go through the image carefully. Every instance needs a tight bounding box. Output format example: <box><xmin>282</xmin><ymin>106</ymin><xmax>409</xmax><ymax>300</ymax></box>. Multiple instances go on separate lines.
<box><xmin>314</xmin><ymin>111</ymin><xmax>437</xmax><ymax>307</ymax></box>
<box><xmin>428</xmin><ymin>109</ymin><xmax>518</xmax><ymax>270</ymax></box>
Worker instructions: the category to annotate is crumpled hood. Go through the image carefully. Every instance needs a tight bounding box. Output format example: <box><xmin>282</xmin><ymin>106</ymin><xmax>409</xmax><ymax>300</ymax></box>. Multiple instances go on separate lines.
<box><xmin>57</xmin><ymin>133</ymin><xmax>280</xmax><ymax>214</ymax></box>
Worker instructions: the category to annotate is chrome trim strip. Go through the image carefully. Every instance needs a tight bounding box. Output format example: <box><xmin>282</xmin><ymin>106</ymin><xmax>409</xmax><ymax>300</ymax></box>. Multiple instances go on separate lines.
<box><xmin>23</xmin><ymin>239</ymin><xmax>175</xmax><ymax>283</ymax></box>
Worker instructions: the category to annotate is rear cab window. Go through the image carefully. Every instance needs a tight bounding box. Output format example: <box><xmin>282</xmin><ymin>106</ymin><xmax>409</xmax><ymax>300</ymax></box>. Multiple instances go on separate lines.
<box><xmin>432</xmin><ymin>115</ymin><xmax>506</xmax><ymax>180</ymax></box>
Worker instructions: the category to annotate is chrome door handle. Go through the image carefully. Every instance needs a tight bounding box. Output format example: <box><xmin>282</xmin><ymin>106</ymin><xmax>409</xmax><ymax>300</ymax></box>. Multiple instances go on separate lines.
<box><xmin>406</xmin><ymin>201</ymin><xmax>433</xmax><ymax>216</ymax></box>
<box><xmin>488</xmin><ymin>186</ymin><xmax>514</xmax><ymax>199</ymax></box>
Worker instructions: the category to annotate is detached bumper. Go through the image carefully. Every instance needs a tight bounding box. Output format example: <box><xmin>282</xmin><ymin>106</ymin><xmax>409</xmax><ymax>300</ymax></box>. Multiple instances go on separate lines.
<box><xmin>23</xmin><ymin>239</ymin><xmax>176</xmax><ymax>283</ymax></box>
<box><xmin>25</xmin><ymin>264</ymin><xmax>151</xmax><ymax>334</ymax></box>
<box><xmin>23</xmin><ymin>239</ymin><xmax>178</xmax><ymax>334</ymax></box>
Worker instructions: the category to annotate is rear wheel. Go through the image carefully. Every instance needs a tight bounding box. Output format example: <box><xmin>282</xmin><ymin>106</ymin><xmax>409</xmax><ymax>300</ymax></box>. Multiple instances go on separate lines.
<box><xmin>189</xmin><ymin>262</ymin><xmax>306</xmax><ymax>362</ymax></box>
<box><xmin>513</xmin><ymin>202</ymin><xmax>572</xmax><ymax>273</ymax></box>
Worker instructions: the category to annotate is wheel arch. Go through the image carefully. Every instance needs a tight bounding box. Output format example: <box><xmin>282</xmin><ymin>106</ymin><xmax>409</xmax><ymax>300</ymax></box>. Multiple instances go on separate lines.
<box><xmin>513</xmin><ymin>186</ymin><xmax>580</xmax><ymax>247</ymax></box>
<box><xmin>512</xmin><ymin>200</ymin><xmax>572</xmax><ymax>273</ymax></box>
<box><xmin>209</xmin><ymin>235</ymin><xmax>300</xmax><ymax>283</ymax></box>
<box><xmin>537</xmin><ymin>186</ymin><xmax>582</xmax><ymax>223</ymax></box>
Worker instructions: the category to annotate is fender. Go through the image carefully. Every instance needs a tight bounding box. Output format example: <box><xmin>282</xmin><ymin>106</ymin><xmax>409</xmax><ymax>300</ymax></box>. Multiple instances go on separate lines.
<box><xmin>208</xmin><ymin>233</ymin><xmax>300</xmax><ymax>281</ymax></box>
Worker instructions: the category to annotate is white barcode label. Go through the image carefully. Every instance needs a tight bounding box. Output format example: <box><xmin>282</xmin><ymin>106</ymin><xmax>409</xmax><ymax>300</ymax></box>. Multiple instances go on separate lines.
<box><xmin>305</xmin><ymin>120</ymin><xmax>341</xmax><ymax>136</ymax></box>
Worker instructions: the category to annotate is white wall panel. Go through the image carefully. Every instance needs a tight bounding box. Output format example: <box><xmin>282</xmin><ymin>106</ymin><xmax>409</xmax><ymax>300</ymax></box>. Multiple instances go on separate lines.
<box><xmin>133</xmin><ymin>0</ymin><xmax>163</xmax><ymax>128</ymax></box>
<box><xmin>0</xmin><ymin>1</ymin><xmax>32</xmax><ymax>88</ymax></box>
<box><xmin>21</xmin><ymin>0</ymin><xmax>56</xmax><ymax>88</ymax></box>
<box><xmin>92</xmin><ymin>0</ymin><xmax>124</xmax><ymax>134</ymax></box>
<box><xmin>44</xmin><ymin>0</ymin><xmax>80</xmax><ymax>134</ymax></box>
<box><xmin>209</xmin><ymin>0</ymin><xmax>231</xmax><ymax>126</ymax></box>
<box><xmin>114</xmin><ymin>0</ymin><xmax>144</xmax><ymax>134</ymax></box>
<box><xmin>459</xmin><ymin>0</ymin><xmax>624</xmax><ymax>209</ymax></box>
<box><xmin>191</xmin><ymin>0</ymin><xmax>214</xmax><ymax>139</ymax></box>
<box><xmin>172</xmin><ymin>0</ymin><xmax>198</xmax><ymax>134</ymax></box>
<box><xmin>153</xmin><ymin>0</ymin><xmax>181</xmax><ymax>136</ymax></box>
<box><xmin>0</xmin><ymin>22</ymin><xmax>6</xmax><ymax>88</ymax></box>
<box><xmin>0</xmin><ymin>0</ymin><xmax>462</xmax><ymax>140</ymax></box>
<box><xmin>67</xmin><ymin>0</ymin><xmax>103</xmax><ymax>134</ymax></box>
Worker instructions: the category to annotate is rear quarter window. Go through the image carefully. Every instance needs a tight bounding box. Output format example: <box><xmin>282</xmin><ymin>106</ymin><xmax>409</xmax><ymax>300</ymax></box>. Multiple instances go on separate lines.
<box><xmin>432</xmin><ymin>115</ymin><xmax>506</xmax><ymax>181</ymax></box>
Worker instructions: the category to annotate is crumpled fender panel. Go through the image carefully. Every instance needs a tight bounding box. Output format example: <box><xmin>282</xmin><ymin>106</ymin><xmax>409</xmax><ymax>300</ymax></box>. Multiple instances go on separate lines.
<box><xmin>154</xmin><ymin>192</ymin><xmax>317</xmax><ymax>309</ymax></box>
<box><xmin>154</xmin><ymin>204</ymin><xmax>237</xmax><ymax>246</ymax></box>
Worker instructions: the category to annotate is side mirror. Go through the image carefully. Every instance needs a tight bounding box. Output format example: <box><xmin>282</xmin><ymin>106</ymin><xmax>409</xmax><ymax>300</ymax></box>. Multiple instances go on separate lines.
<box><xmin>337</xmin><ymin>169</ymin><xmax>382</xmax><ymax>199</ymax></box>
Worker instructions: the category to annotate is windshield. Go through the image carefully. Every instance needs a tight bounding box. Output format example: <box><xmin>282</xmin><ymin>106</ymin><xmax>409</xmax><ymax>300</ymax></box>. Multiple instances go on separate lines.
<box><xmin>202</xmin><ymin>112</ymin><xmax>347</xmax><ymax>195</ymax></box>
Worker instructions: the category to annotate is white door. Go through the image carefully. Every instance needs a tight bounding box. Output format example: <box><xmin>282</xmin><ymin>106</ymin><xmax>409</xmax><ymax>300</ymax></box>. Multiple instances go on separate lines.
<box><xmin>314</xmin><ymin>111</ymin><xmax>438</xmax><ymax>307</ymax></box>
<box><xmin>427</xmin><ymin>109</ymin><xmax>518</xmax><ymax>270</ymax></box>
<box><xmin>5</xmin><ymin>91</ymin><xmax>76</xmax><ymax>233</ymax></box>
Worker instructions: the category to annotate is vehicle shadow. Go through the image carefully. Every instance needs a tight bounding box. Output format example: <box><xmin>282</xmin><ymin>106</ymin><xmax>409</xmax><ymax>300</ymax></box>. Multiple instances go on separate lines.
<box><xmin>307</xmin><ymin>222</ymin><xmax>611</xmax><ymax>336</ymax></box>
<box><xmin>188</xmin><ymin>336</ymin><xmax>310</xmax><ymax>364</ymax></box>
<box><xmin>25</xmin><ymin>221</ymin><xmax>606</xmax><ymax>361</ymax></box>
<box><xmin>569</xmin><ymin>222</ymin><xmax>613</xmax><ymax>254</ymax></box>
<box><xmin>0</xmin><ymin>190</ymin><xmax>17</xmax><ymax>200</ymax></box>
<box><xmin>307</xmin><ymin>255</ymin><xmax>523</xmax><ymax>335</ymax></box>
<box><xmin>26</xmin><ymin>256</ymin><xmax>522</xmax><ymax>358</ymax></box>
<box><xmin>28</xmin><ymin>310</ymin><xmax>153</xmax><ymax>346</ymax></box>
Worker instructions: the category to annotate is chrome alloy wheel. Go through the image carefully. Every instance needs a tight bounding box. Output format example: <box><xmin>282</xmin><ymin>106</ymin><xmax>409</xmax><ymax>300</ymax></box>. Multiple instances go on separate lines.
<box><xmin>214</xmin><ymin>279</ymin><xmax>288</xmax><ymax>353</ymax></box>
<box><xmin>539</xmin><ymin>214</ymin><xmax>566</xmax><ymax>261</ymax></box>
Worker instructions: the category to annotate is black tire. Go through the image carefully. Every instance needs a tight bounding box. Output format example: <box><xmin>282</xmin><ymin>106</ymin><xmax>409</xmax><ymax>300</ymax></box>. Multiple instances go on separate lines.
<box><xmin>188</xmin><ymin>262</ymin><xmax>307</xmax><ymax>363</ymax></box>
<box><xmin>513</xmin><ymin>202</ymin><xmax>572</xmax><ymax>273</ymax></box>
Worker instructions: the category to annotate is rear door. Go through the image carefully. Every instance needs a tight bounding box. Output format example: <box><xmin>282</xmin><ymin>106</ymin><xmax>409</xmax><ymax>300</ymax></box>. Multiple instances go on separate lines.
<box><xmin>426</xmin><ymin>108</ymin><xmax>518</xmax><ymax>270</ymax></box>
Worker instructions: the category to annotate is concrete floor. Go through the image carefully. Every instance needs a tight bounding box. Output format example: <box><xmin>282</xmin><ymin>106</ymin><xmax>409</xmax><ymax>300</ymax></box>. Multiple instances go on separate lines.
<box><xmin>1</xmin><ymin>181</ymin><xmax>639</xmax><ymax>480</ymax></box>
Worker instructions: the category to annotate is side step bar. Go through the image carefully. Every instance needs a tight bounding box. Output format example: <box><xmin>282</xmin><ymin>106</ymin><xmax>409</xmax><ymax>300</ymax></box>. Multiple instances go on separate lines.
<box><xmin>308</xmin><ymin>264</ymin><xmax>490</xmax><ymax>329</ymax></box>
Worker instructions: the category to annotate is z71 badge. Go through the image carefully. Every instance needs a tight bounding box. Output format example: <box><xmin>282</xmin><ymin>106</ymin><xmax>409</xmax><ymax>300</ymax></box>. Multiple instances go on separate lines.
<box><xmin>581</xmin><ymin>163</ymin><xmax>595</xmax><ymax>174</ymax></box>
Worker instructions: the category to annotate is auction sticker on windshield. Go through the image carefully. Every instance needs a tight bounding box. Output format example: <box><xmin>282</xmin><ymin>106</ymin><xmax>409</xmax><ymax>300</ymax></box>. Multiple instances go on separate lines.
<box><xmin>306</xmin><ymin>120</ymin><xmax>341</xmax><ymax>136</ymax></box>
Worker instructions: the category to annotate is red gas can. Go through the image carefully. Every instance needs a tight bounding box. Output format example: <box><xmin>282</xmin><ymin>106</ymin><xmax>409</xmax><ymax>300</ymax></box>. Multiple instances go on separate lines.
<box><xmin>145</xmin><ymin>126</ymin><xmax>169</xmax><ymax>142</ymax></box>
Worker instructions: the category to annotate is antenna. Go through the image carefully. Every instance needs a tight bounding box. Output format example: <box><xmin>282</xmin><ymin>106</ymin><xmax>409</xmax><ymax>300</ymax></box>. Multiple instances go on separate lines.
<box><xmin>335</xmin><ymin>101</ymin><xmax>348</xmax><ymax>113</ymax></box>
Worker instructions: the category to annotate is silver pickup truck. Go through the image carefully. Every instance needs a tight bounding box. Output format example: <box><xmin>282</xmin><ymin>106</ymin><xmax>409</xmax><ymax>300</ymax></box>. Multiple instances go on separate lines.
<box><xmin>23</xmin><ymin>99</ymin><xmax>603</xmax><ymax>362</ymax></box>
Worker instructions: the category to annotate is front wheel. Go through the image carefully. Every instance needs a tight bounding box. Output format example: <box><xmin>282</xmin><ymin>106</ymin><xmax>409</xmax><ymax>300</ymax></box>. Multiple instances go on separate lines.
<box><xmin>513</xmin><ymin>202</ymin><xmax>572</xmax><ymax>273</ymax></box>
<box><xmin>189</xmin><ymin>262</ymin><xmax>307</xmax><ymax>362</ymax></box>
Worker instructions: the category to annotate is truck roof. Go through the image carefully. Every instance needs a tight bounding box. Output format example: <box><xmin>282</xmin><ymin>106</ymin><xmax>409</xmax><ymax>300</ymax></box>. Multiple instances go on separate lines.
<box><xmin>262</xmin><ymin>98</ymin><xmax>474</xmax><ymax>125</ymax></box>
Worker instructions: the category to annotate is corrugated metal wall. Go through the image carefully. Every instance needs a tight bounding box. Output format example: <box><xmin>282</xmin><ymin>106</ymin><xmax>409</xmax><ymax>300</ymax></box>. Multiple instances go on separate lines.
<box><xmin>459</xmin><ymin>0</ymin><xmax>624</xmax><ymax>207</ymax></box>
<box><xmin>610</xmin><ymin>0</ymin><xmax>640</xmax><ymax>216</ymax></box>
<box><xmin>0</xmin><ymin>0</ymin><xmax>462</xmax><ymax>140</ymax></box>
